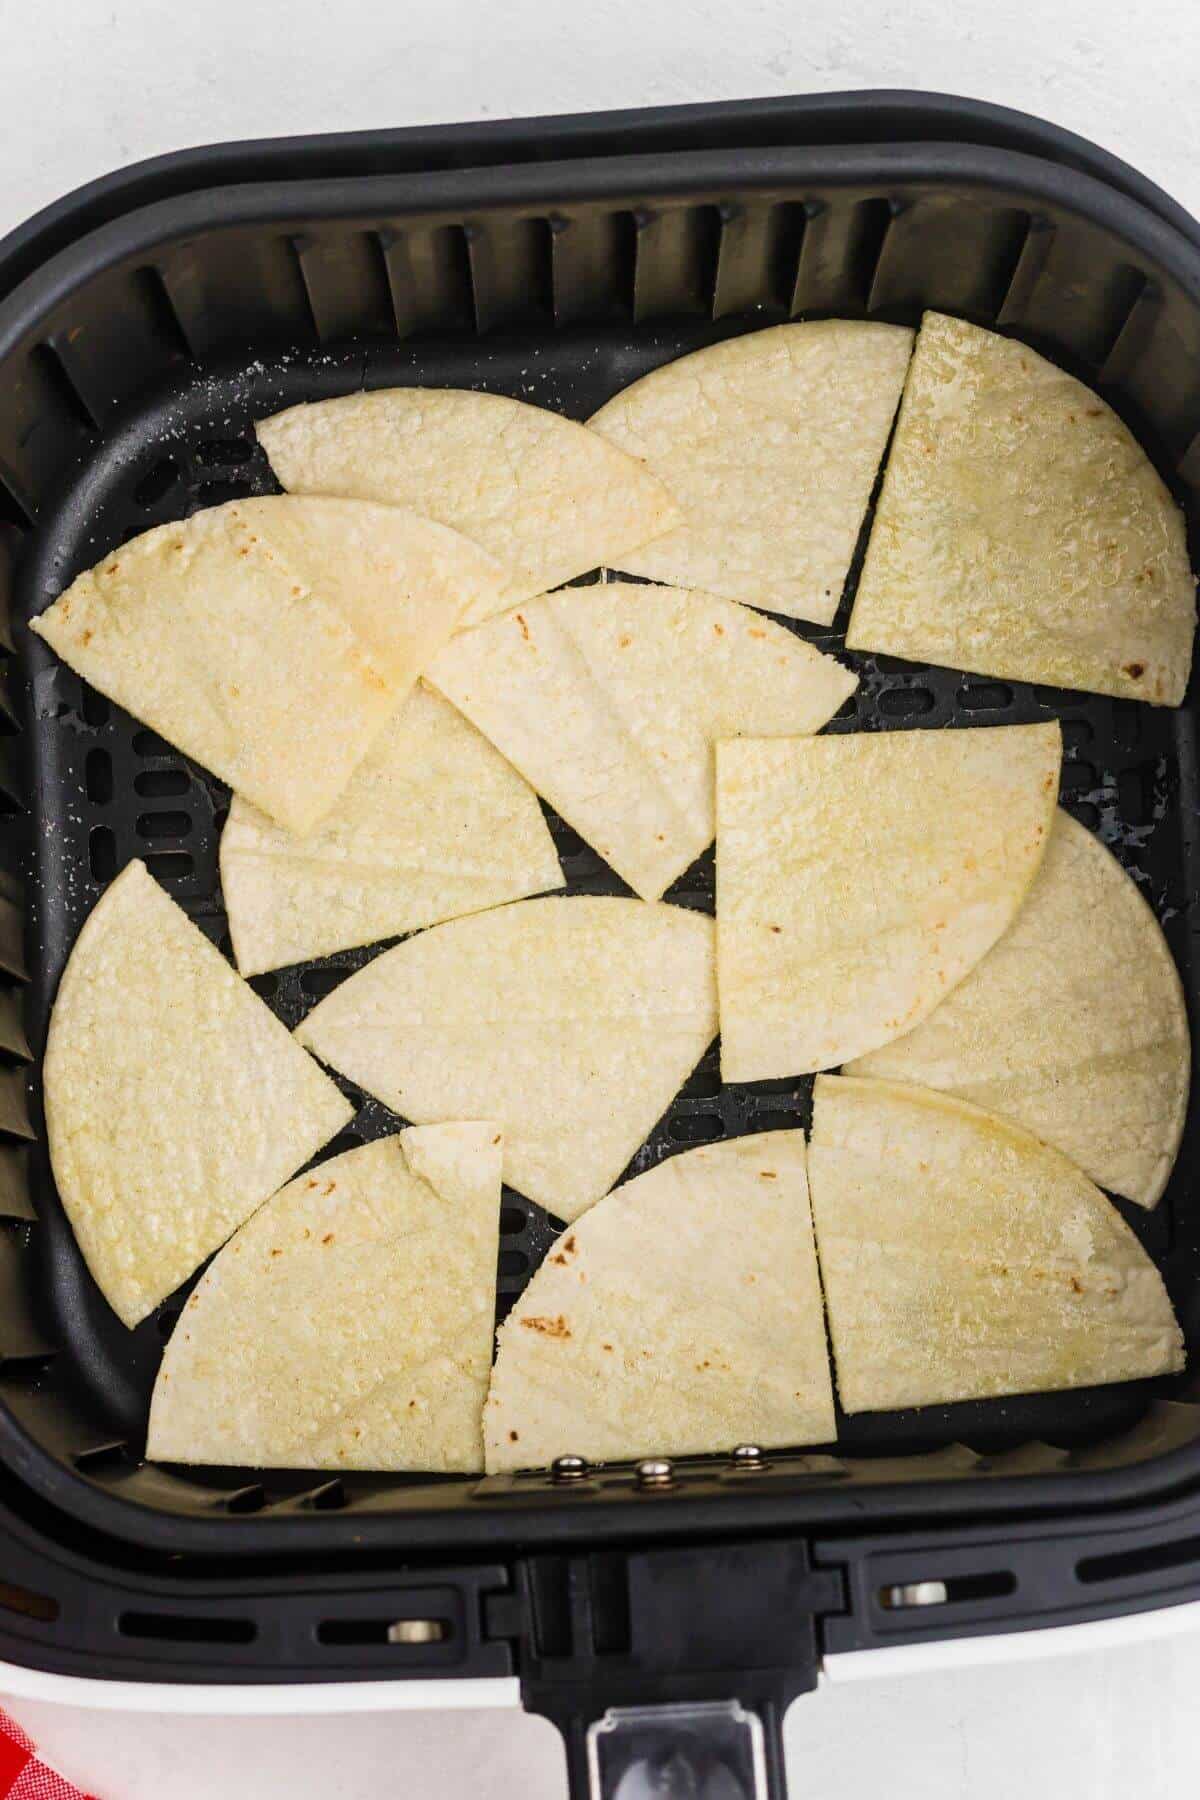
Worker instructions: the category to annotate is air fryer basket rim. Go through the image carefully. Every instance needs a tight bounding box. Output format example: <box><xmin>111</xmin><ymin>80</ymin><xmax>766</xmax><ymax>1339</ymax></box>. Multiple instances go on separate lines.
<box><xmin>3</xmin><ymin>88</ymin><xmax>1196</xmax><ymax>315</ymax></box>
<box><xmin>5</xmin><ymin>140</ymin><xmax>1200</xmax><ymax>398</ymax></box>
<box><xmin>3</xmin><ymin>118</ymin><xmax>1200</xmax><ymax>1560</ymax></box>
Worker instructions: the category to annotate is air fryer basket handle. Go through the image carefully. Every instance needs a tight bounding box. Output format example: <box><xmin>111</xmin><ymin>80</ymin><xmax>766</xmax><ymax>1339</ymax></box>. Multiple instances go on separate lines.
<box><xmin>517</xmin><ymin>1540</ymin><xmax>828</xmax><ymax>1799</ymax></box>
<box><xmin>559</xmin><ymin>1697</ymin><xmax>789</xmax><ymax>1799</ymax></box>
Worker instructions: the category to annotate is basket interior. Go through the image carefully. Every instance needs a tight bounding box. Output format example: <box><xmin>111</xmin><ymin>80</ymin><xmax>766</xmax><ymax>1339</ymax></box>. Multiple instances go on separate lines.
<box><xmin>3</xmin><ymin>156</ymin><xmax>1200</xmax><ymax>1540</ymax></box>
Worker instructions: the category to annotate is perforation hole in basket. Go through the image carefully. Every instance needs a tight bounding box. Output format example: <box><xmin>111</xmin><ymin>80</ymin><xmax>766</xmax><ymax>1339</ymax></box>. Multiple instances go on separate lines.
<box><xmin>1112</xmin><ymin>699</ymin><xmax>1143</xmax><ymax>748</ymax></box>
<box><xmin>194</xmin><ymin>437</ymin><xmax>255</xmax><ymax>469</ymax></box>
<box><xmin>132</xmin><ymin>458</ymin><xmax>181</xmax><ymax>508</ymax></box>
<box><xmin>957</xmin><ymin>680</ymin><xmax>1015</xmax><ymax>711</ymax></box>
<box><xmin>668</xmin><ymin>1114</ymin><xmax>723</xmax><ymax>1144</ymax></box>
<box><xmin>134</xmin><ymin>768</ymin><xmax>190</xmax><ymax>798</ymax></box>
<box><xmin>681</xmin><ymin>1064</ymin><xmax>722</xmax><ymax>1100</ymax></box>
<box><xmin>300</xmin><ymin>966</ymin><xmax>350</xmax><ymax>999</ymax></box>
<box><xmin>84</xmin><ymin>748</ymin><xmax>112</xmax><ymax>805</ymax></box>
<box><xmin>88</xmin><ymin>826</ymin><xmax>116</xmax><ymax>883</ymax></box>
<box><xmin>135</xmin><ymin>810</ymin><xmax>192</xmax><ymax>842</ymax></box>
<box><xmin>80</xmin><ymin>686</ymin><xmax>109</xmax><ymax>728</ymax></box>
<box><xmin>143</xmin><ymin>851</ymin><xmax>193</xmax><ymax>881</ymax></box>
<box><xmin>1061</xmin><ymin>760</ymin><xmax>1098</xmax><ymax>795</ymax></box>
<box><xmin>132</xmin><ymin>729</ymin><xmax>174</xmax><ymax>757</ymax></box>
<box><xmin>1118</xmin><ymin>764</ymin><xmax>1157</xmax><ymax>825</ymax></box>
<box><xmin>877</xmin><ymin>685</ymin><xmax>935</xmax><ymax>718</ymax></box>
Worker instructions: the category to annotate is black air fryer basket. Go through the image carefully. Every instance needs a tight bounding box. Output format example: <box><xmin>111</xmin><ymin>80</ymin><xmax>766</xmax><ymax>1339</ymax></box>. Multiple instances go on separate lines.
<box><xmin>3</xmin><ymin>92</ymin><xmax>1200</xmax><ymax>1798</ymax></box>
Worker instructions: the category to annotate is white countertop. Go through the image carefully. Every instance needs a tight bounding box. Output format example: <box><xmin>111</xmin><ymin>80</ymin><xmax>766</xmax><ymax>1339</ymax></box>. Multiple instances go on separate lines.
<box><xmin>4</xmin><ymin>0</ymin><xmax>1200</xmax><ymax>1792</ymax></box>
<box><xmin>5</xmin><ymin>1628</ymin><xmax>1200</xmax><ymax>1799</ymax></box>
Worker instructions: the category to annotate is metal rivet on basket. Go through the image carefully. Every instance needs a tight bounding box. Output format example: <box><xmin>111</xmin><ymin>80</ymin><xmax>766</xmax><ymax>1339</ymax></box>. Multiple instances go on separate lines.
<box><xmin>551</xmin><ymin>1454</ymin><xmax>588</xmax><ymax>1484</ymax></box>
<box><xmin>730</xmin><ymin>1443</ymin><xmax>767</xmax><ymax>1470</ymax></box>
<box><xmin>636</xmin><ymin>1458</ymin><xmax>675</xmax><ymax>1490</ymax></box>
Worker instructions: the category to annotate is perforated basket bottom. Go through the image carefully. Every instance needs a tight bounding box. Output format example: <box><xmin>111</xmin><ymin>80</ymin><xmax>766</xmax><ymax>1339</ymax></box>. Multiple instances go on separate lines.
<box><xmin>17</xmin><ymin>324</ymin><xmax>1200</xmax><ymax>1500</ymax></box>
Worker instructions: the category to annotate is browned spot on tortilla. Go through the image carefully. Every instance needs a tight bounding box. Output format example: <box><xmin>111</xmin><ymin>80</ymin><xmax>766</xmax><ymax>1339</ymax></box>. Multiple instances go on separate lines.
<box><xmin>521</xmin><ymin>1314</ymin><xmax>571</xmax><ymax>1338</ymax></box>
<box><xmin>408</xmin><ymin>1399</ymin><xmax>417</xmax><ymax>1408</ymax></box>
<box><xmin>509</xmin><ymin>1430</ymin><xmax>519</xmax><ymax>1442</ymax></box>
<box><xmin>714</xmin><ymin>622</ymin><xmax>724</xmax><ymax>636</ymax></box>
<box><xmin>80</xmin><ymin>629</ymin><xmax>93</xmax><ymax>646</ymax></box>
<box><xmin>306</xmin><ymin>1179</ymin><xmax>318</xmax><ymax>1188</ymax></box>
<box><xmin>1043</xmin><ymin>773</ymin><xmax>1054</xmax><ymax>790</ymax></box>
<box><xmin>492</xmin><ymin>1132</ymin><xmax>502</xmax><ymax>1144</ymax></box>
<box><xmin>323</xmin><ymin>1180</ymin><xmax>336</xmax><ymax>1196</ymax></box>
<box><xmin>322</xmin><ymin>1232</ymin><xmax>335</xmax><ymax>1245</ymax></box>
<box><xmin>618</xmin><ymin>633</ymin><xmax>632</xmax><ymax>648</ymax></box>
<box><xmin>303</xmin><ymin>1227</ymin><xmax>312</xmax><ymax>1239</ymax></box>
<box><xmin>515</xmin><ymin>612</ymin><xmax>530</xmax><ymax>642</ymax></box>
<box><xmin>229</xmin><ymin>684</ymin><xmax>240</xmax><ymax>698</ymax></box>
<box><xmin>270</xmin><ymin>1248</ymin><xmax>282</xmax><ymax>1257</ymax></box>
<box><xmin>353</xmin><ymin>1428</ymin><xmax>362</xmax><ymax>1439</ymax></box>
<box><xmin>1070</xmin><ymin>1276</ymin><xmax>1084</xmax><ymax>1294</ymax></box>
<box><xmin>759</xmin><ymin>1170</ymin><xmax>777</xmax><ymax>1180</ymax></box>
<box><xmin>562</xmin><ymin>1235</ymin><xmax>577</xmax><ymax>1256</ymax></box>
<box><xmin>1086</xmin><ymin>406</ymin><xmax>1103</xmax><ymax>417</ymax></box>
<box><xmin>748</xmin><ymin>628</ymin><xmax>766</xmax><ymax>639</ymax></box>
<box><xmin>1123</xmin><ymin>661</ymin><xmax>1145</xmax><ymax>679</ymax></box>
<box><xmin>602</xmin><ymin>1343</ymin><xmax>613</xmax><ymax>1351</ymax></box>
<box><xmin>550</xmin><ymin>1251</ymin><xmax>568</xmax><ymax>1266</ymax></box>
<box><xmin>768</xmin><ymin>924</ymin><xmax>781</xmax><ymax>934</ymax></box>
<box><xmin>238</xmin><ymin>546</ymin><xmax>250</xmax><ymax>557</ymax></box>
<box><xmin>291</xmin><ymin>585</ymin><xmax>302</xmax><ymax>597</ymax></box>
<box><xmin>105</xmin><ymin>563</ymin><xmax>120</xmax><ymax>576</ymax></box>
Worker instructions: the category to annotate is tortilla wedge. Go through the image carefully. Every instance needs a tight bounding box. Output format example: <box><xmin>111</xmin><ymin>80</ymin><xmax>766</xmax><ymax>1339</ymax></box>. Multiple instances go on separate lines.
<box><xmin>221</xmin><ymin>682</ymin><xmax>564</xmax><ymax>975</ymax></box>
<box><xmin>484</xmin><ymin>1131</ymin><xmax>834</xmax><ymax>1471</ymax></box>
<box><xmin>147</xmin><ymin>1125</ymin><xmax>502</xmax><ymax>1470</ymax></box>
<box><xmin>256</xmin><ymin>387</ymin><xmax>679</xmax><ymax>615</ymax></box>
<box><xmin>296</xmin><ymin>896</ymin><xmax>717</xmax><ymax>1222</ymax></box>
<box><xmin>808</xmin><ymin>1075</ymin><xmax>1185</xmax><ymax>1412</ymax></box>
<box><xmin>715</xmin><ymin>722</ymin><xmax>1062</xmax><ymax>1080</ymax></box>
<box><xmin>848</xmin><ymin>809</ymin><xmax>1190</xmax><ymax>1208</ymax></box>
<box><xmin>427</xmin><ymin>582</ymin><xmax>856</xmax><ymax>900</ymax></box>
<box><xmin>44</xmin><ymin>860</ymin><xmax>352</xmax><ymax>1327</ymax></box>
<box><xmin>31</xmin><ymin>497</ymin><xmax>505</xmax><ymax>835</ymax></box>
<box><xmin>588</xmin><ymin>321</ymin><xmax>914</xmax><ymax>624</ymax></box>
<box><xmin>847</xmin><ymin>312</ymin><xmax>1196</xmax><ymax>705</ymax></box>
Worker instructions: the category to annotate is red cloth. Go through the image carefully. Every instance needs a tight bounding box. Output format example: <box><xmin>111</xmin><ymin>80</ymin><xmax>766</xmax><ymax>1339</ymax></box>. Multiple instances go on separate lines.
<box><xmin>0</xmin><ymin>1712</ymin><xmax>97</xmax><ymax>1800</ymax></box>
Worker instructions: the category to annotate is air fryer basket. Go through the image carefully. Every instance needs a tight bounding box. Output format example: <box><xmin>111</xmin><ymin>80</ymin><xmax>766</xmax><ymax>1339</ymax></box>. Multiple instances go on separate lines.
<box><xmin>2</xmin><ymin>117</ymin><xmax>1200</xmax><ymax>1578</ymax></box>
